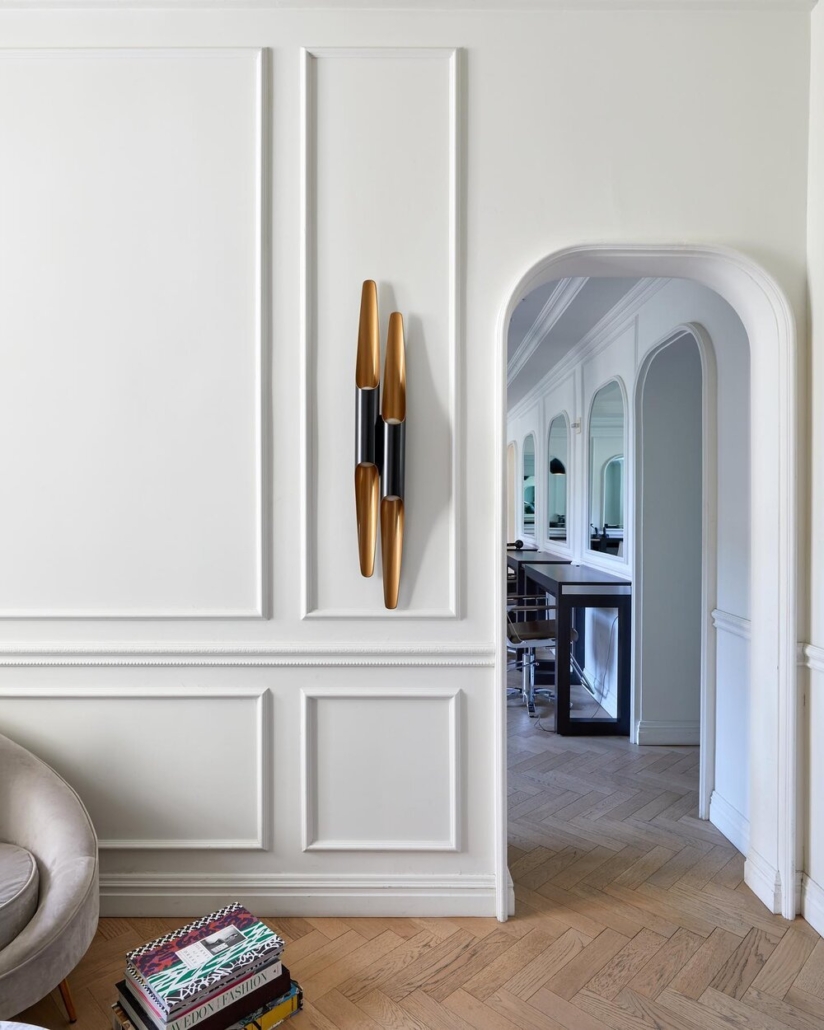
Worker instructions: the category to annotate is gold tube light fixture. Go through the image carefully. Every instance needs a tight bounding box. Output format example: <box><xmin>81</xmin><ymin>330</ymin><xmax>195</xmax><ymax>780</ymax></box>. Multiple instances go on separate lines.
<box><xmin>354</xmin><ymin>280</ymin><xmax>381</xmax><ymax>578</ymax></box>
<box><xmin>353</xmin><ymin>282</ymin><xmax>407</xmax><ymax>608</ymax></box>
<box><xmin>380</xmin><ymin>312</ymin><xmax>406</xmax><ymax>610</ymax></box>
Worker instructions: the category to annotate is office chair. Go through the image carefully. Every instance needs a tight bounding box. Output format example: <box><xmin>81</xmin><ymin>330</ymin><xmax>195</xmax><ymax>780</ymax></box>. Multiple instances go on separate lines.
<box><xmin>506</xmin><ymin>595</ymin><xmax>578</xmax><ymax>718</ymax></box>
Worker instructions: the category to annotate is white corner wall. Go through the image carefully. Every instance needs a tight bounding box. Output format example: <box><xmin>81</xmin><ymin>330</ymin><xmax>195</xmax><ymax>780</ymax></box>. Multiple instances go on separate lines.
<box><xmin>0</xmin><ymin>3</ymin><xmax>811</xmax><ymax>918</ymax></box>
<box><xmin>804</xmin><ymin>0</ymin><xmax>824</xmax><ymax>939</ymax></box>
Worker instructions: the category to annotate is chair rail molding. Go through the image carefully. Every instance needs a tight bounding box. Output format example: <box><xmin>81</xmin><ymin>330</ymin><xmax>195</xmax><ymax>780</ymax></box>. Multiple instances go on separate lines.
<box><xmin>711</xmin><ymin>608</ymin><xmax>751</xmax><ymax>640</ymax></box>
<box><xmin>0</xmin><ymin>642</ymin><xmax>495</xmax><ymax>667</ymax></box>
<box><xmin>804</xmin><ymin>642</ymin><xmax>824</xmax><ymax>673</ymax></box>
<box><xmin>495</xmin><ymin>242</ymin><xmax>800</xmax><ymax>921</ymax></box>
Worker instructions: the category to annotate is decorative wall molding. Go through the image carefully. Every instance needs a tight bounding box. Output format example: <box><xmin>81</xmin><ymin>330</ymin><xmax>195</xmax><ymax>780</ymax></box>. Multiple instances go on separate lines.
<box><xmin>0</xmin><ymin>643</ymin><xmax>494</xmax><ymax>667</ymax></box>
<box><xmin>0</xmin><ymin>47</ymin><xmax>272</xmax><ymax>621</ymax></box>
<box><xmin>711</xmin><ymin>608</ymin><xmax>751</xmax><ymax>641</ymax></box>
<box><xmin>709</xmin><ymin>790</ymin><xmax>750</xmax><ymax>855</ymax></box>
<box><xmin>99</xmin><ymin>871</ymin><xmax>496</xmax><ymax>918</ymax></box>
<box><xmin>0</xmin><ymin>687</ymin><xmax>271</xmax><ymax>850</ymax></box>
<box><xmin>635</xmin><ymin>720</ymin><xmax>700</xmax><ymax>746</ymax></box>
<box><xmin>301</xmin><ymin>687</ymin><xmax>460</xmax><ymax>851</ymax></box>
<box><xmin>802</xmin><ymin>874</ymin><xmax>824</xmax><ymax>938</ymax></box>
<box><xmin>300</xmin><ymin>46</ymin><xmax>462</xmax><ymax>620</ymax></box>
<box><xmin>804</xmin><ymin>642</ymin><xmax>824</xmax><ymax>673</ymax></box>
<box><xmin>507</xmin><ymin>278</ymin><xmax>669</xmax><ymax>423</ymax></box>
<box><xmin>0</xmin><ymin>0</ymin><xmax>811</xmax><ymax>10</ymax></box>
<box><xmin>745</xmin><ymin>848</ymin><xmax>782</xmax><ymax>915</ymax></box>
<box><xmin>507</xmin><ymin>277</ymin><xmax>587</xmax><ymax>385</ymax></box>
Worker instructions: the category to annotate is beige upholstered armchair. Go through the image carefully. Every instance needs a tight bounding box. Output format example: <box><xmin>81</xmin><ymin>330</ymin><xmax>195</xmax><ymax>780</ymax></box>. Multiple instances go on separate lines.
<box><xmin>0</xmin><ymin>732</ymin><xmax>99</xmax><ymax>1020</ymax></box>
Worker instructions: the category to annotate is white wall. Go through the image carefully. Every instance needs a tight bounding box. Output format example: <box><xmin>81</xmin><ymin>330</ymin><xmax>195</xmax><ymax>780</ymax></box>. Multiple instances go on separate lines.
<box><xmin>508</xmin><ymin>278</ymin><xmax>752</xmax><ymax>841</ymax></box>
<box><xmin>639</xmin><ymin>336</ymin><xmax>702</xmax><ymax>739</ymax></box>
<box><xmin>0</xmin><ymin>2</ymin><xmax>810</xmax><ymax>918</ymax></box>
<box><xmin>804</xmin><ymin>0</ymin><xmax>824</xmax><ymax>938</ymax></box>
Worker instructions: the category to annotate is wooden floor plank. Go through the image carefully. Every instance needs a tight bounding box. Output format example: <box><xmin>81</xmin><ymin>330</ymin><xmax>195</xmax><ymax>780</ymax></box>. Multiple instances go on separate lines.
<box><xmin>585</xmin><ymin>928</ymin><xmax>668</xmax><ymax>1000</ymax></box>
<box><xmin>667</xmin><ymin>926</ymin><xmax>743</xmax><ymax>999</ymax></box>
<box><xmin>709</xmin><ymin>926</ymin><xmax>778</xmax><ymax>1000</ymax></box>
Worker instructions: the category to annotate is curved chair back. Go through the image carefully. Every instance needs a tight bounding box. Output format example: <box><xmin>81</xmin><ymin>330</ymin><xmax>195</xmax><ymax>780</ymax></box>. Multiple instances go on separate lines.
<box><xmin>0</xmin><ymin>733</ymin><xmax>99</xmax><ymax>1019</ymax></box>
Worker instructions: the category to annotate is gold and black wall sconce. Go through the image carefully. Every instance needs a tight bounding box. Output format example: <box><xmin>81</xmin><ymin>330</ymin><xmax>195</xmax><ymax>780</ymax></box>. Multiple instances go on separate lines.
<box><xmin>354</xmin><ymin>281</ymin><xmax>407</xmax><ymax>609</ymax></box>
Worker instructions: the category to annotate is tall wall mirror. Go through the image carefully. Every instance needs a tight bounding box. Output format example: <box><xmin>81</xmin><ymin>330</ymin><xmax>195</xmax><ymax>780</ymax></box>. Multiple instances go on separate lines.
<box><xmin>522</xmin><ymin>433</ymin><xmax>535</xmax><ymax>536</ymax></box>
<box><xmin>547</xmin><ymin>414</ymin><xmax>568</xmax><ymax>543</ymax></box>
<box><xmin>588</xmin><ymin>380</ymin><xmax>625</xmax><ymax>557</ymax></box>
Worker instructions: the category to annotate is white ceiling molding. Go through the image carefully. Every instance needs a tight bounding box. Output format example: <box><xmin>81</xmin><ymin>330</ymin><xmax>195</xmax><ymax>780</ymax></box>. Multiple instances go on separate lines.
<box><xmin>0</xmin><ymin>0</ymin><xmax>812</xmax><ymax>9</ymax></box>
<box><xmin>507</xmin><ymin>276</ymin><xmax>588</xmax><ymax>386</ymax></box>
<box><xmin>508</xmin><ymin>277</ymin><xmax>669</xmax><ymax>422</ymax></box>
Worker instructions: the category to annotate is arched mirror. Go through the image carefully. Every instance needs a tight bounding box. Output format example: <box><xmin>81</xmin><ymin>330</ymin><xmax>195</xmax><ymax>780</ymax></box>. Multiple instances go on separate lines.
<box><xmin>546</xmin><ymin>414</ymin><xmax>568</xmax><ymax>543</ymax></box>
<box><xmin>588</xmin><ymin>381</ymin><xmax>625</xmax><ymax>556</ymax></box>
<box><xmin>522</xmin><ymin>433</ymin><xmax>535</xmax><ymax>536</ymax></box>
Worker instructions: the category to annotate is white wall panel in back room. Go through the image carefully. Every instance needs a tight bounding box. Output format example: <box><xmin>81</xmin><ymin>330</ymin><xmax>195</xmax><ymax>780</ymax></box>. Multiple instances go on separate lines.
<box><xmin>0</xmin><ymin>48</ymin><xmax>267</xmax><ymax>618</ymax></box>
<box><xmin>303</xmin><ymin>47</ymin><xmax>459</xmax><ymax>619</ymax></box>
<box><xmin>302</xmin><ymin>687</ymin><xmax>460</xmax><ymax>851</ymax></box>
<box><xmin>0</xmin><ymin>688</ymin><xmax>270</xmax><ymax>849</ymax></box>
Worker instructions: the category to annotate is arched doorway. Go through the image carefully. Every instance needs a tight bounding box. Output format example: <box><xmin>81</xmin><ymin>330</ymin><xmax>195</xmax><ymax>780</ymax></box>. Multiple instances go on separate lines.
<box><xmin>634</xmin><ymin>326</ymin><xmax>717</xmax><ymax>820</ymax></box>
<box><xmin>495</xmin><ymin>245</ymin><xmax>799</xmax><ymax>921</ymax></box>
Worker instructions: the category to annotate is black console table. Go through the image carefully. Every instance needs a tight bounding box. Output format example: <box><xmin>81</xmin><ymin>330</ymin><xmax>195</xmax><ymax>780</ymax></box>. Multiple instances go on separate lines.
<box><xmin>523</xmin><ymin>563</ymin><xmax>631</xmax><ymax>736</ymax></box>
<box><xmin>507</xmin><ymin>548</ymin><xmax>571</xmax><ymax>600</ymax></box>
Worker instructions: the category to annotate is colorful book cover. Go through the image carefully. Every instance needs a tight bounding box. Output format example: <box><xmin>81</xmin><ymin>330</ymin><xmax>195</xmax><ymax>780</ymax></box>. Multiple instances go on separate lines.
<box><xmin>125</xmin><ymin>904</ymin><xmax>284</xmax><ymax>1015</ymax></box>
<box><xmin>125</xmin><ymin>961</ymin><xmax>286</xmax><ymax>1027</ymax></box>
<box><xmin>116</xmin><ymin>968</ymin><xmax>290</xmax><ymax>1030</ymax></box>
<box><xmin>227</xmin><ymin>982</ymin><xmax>302</xmax><ymax>1030</ymax></box>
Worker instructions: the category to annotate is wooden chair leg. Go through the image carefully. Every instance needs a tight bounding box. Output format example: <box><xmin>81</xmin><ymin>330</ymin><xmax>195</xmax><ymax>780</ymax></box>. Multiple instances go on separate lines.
<box><xmin>58</xmin><ymin>978</ymin><xmax>77</xmax><ymax>1023</ymax></box>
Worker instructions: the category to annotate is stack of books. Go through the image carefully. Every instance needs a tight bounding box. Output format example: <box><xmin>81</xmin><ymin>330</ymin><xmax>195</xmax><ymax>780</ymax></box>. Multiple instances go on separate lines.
<box><xmin>112</xmin><ymin>904</ymin><xmax>302</xmax><ymax>1030</ymax></box>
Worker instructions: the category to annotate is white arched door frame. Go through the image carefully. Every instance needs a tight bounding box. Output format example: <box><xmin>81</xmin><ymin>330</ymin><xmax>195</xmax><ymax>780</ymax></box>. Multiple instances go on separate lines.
<box><xmin>494</xmin><ymin>244</ymin><xmax>798</xmax><ymax>921</ymax></box>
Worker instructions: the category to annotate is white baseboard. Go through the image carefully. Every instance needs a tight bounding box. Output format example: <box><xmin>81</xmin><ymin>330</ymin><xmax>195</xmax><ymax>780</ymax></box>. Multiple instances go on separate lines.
<box><xmin>709</xmin><ymin>791</ymin><xmax>750</xmax><ymax>854</ymax></box>
<box><xmin>99</xmin><ymin>872</ymin><xmax>498</xmax><ymax>918</ymax></box>
<box><xmin>635</xmin><ymin>720</ymin><xmax>700</xmax><ymax>746</ymax></box>
<box><xmin>802</xmin><ymin>874</ymin><xmax>824</xmax><ymax>937</ymax></box>
<box><xmin>507</xmin><ymin>869</ymin><xmax>515</xmax><ymax>916</ymax></box>
<box><xmin>744</xmin><ymin>849</ymin><xmax>782</xmax><ymax>915</ymax></box>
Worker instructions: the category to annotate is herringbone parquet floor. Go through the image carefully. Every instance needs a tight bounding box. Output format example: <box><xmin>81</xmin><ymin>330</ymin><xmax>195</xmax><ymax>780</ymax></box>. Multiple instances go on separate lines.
<box><xmin>16</xmin><ymin>700</ymin><xmax>823</xmax><ymax>1030</ymax></box>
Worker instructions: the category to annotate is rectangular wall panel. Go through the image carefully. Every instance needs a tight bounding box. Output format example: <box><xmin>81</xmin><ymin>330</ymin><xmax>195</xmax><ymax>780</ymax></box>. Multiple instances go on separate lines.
<box><xmin>302</xmin><ymin>688</ymin><xmax>460</xmax><ymax>850</ymax></box>
<box><xmin>0</xmin><ymin>688</ymin><xmax>270</xmax><ymax>848</ymax></box>
<box><xmin>302</xmin><ymin>48</ymin><xmax>460</xmax><ymax>618</ymax></box>
<box><xmin>0</xmin><ymin>49</ymin><xmax>269</xmax><ymax>617</ymax></box>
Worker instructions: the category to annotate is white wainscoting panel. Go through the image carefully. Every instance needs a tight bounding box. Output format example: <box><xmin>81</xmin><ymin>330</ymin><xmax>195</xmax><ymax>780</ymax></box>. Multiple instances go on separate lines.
<box><xmin>302</xmin><ymin>687</ymin><xmax>460</xmax><ymax>850</ymax></box>
<box><xmin>0</xmin><ymin>48</ymin><xmax>269</xmax><ymax>617</ymax></box>
<box><xmin>0</xmin><ymin>687</ymin><xmax>270</xmax><ymax>849</ymax></box>
<box><xmin>302</xmin><ymin>47</ymin><xmax>460</xmax><ymax>619</ymax></box>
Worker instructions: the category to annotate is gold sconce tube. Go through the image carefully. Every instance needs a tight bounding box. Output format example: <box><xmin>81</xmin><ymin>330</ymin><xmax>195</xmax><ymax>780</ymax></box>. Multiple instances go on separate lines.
<box><xmin>355</xmin><ymin>280</ymin><xmax>380</xmax><ymax>577</ymax></box>
<box><xmin>381</xmin><ymin>312</ymin><xmax>406</xmax><ymax>609</ymax></box>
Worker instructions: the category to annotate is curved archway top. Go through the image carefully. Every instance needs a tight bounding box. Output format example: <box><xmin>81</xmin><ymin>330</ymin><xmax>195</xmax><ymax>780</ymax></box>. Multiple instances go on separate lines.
<box><xmin>494</xmin><ymin>240</ymin><xmax>800</xmax><ymax>922</ymax></box>
<box><xmin>499</xmin><ymin>243</ymin><xmax>795</xmax><ymax>359</ymax></box>
<box><xmin>547</xmin><ymin>410</ymin><xmax>570</xmax><ymax>430</ymax></box>
<box><xmin>586</xmin><ymin>374</ymin><xmax>628</xmax><ymax>425</ymax></box>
